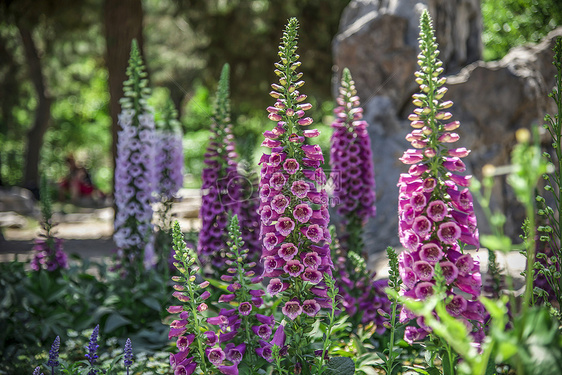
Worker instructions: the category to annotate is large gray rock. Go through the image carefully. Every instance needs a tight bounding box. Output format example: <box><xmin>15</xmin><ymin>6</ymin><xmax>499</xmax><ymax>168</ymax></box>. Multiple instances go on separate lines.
<box><xmin>332</xmin><ymin>0</ymin><xmax>562</xmax><ymax>256</ymax></box>
<box><xmin>333</xmin><ymin>0</ymin><xmax>482</xmax><ymax>109</ymax></box>
<box><xmin>442</xmin><ymin>28</ymin><xmax>561</xmax><ymax>235</ymax></box>
<box><xmin>0</xmin><ymin>187</ymin><xmax>36</xmax><ymax>216</ymax></box>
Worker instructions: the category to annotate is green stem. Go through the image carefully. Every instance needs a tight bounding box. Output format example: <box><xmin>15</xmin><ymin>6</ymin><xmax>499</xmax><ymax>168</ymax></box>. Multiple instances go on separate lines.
<box><xmin>524</xmin><ymin>197</ymin><xmax>537</xmax><ymax>312</ymax></box>
<box><xmin>185</xmin><ymin>272</ymin><xmax>209</xmax><ymax>374</ymax></box>
<box><xmin>385</xmin><ymin>295</ymin><xmax>399</xmax><ymax>375</ymax></box>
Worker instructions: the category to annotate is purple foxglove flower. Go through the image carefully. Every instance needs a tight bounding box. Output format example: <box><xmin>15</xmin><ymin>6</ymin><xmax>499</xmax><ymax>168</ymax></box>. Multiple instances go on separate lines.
<box><xmin>225</xmin><ymin>343</ymin><xmax>246</xmax><ymax>364</ymax></box>
<box><xmin>275</xmin><ymin>217</ymin><xmax>296</xmax><ymax>236</ymax></box>
<box><xmin>208</xmin><ymin>347</ymin><xmax>226</xmax><ymax>365</ymax></box>
<box><xmin>176</xmin><ymin>333</ymin><xmax>195</xmax><ymax>350</ymax></box>
<box><xmin>397</xmin><ymin>10</ymin><xmax>482</xmax><ymax>344</ymax></box>
<box><xmin>174</xmin><ymin>361</ymin><xmax>197</xmax><ymax>375</ymax></box>
<box><xmin>198</xmin><ymin>64</ymin><xmax>262</xmax><ymax>268</ymax></box>
<box><xmin>446</xmin><ymin>294</ymin><xmax>468</xmax><ymax>317</ymax></box>
<box><xmin>204</xmin><ymin>331</ymin><xmax>218</xmax><ymax>346</ymax></box>
<box><xmin>282</xmin><ymin>300</ymin><xmax>303</xmax><ymax>320</ymax></box>
<box><xmin>419</xmin><ymin>243</ymin><xmax>444</xmax><ymax>264</ymax></box>
<box><xmin>301</xmin><ymin>268</ymin><xmax>322</xmax><ymax>284</ymax></box>
<box><xmin>217</xmin><ymin>364</ymin><xmax>240</xmax><ymax>375</ymax></box>
<box><xmin>301</xmin><ymin>299</ymin><xmax>321</xmax><ymax>317</ymax></box>
<box><xmin>252</xmin><ymin>324</ymin><xmax>273</xmax><ymax>340</ymax></box>
<box><xmin>283</xmin><ymin>260</ymin><xmax>305</xmax><ymax>277</ymax></box>
<box><xmin>259</xmin><ymin>19</ymin><xmax>333</xmax><ymax>280</ymax></box>
<box><xmin>278</xmin><ymin>243</ymin><xmax>298</xmax><ymax>261</ymax></box>
<box><xmin>290</xmin><ymin>180</ymin><xmax>311</xmax><ymax>198</ymax></box>
<box><xmin>238</xmin><ymin>302</ymin><xmax>252</xmax><ymax>316</ymax></box>
<box><xmin>256</xmin><ymin>342</ymin><xmax>273</xmax><ymax>362</ymax></box>
<box><xmin>293</xmin><ymin>203</ymin><xmax>313</xmax><ymax>223</ymax></box>
<box><xmin>302</xmin><ymin>251</ymin><xmax>321</xmax><ymax>269</ymax></box>
<box><xmin>31</xmin><ymin>238</ymin><xmax>68</xmax><ymax>272</ymax></box>
<box><xmin>330</xmin><ymin>68</ymin><xmax>377</xmax><ymax>223</ymax></box>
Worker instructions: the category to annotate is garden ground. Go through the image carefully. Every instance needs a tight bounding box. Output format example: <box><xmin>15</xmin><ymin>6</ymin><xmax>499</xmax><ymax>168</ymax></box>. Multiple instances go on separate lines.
<box><xmin>0</xmin><ymin>188</ymin><xmax>201</xmax><ymax>264</ymax></box>
<box><xmin>0</xmin><ymin>188</ymin><xmax>527</xmax><ymax>291</ymax></box>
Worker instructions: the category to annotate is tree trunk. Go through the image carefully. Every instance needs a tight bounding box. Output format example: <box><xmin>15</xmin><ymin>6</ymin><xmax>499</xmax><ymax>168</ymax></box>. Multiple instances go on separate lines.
<box><xmin>103</xmin><ymin>0</ymin><xmax>144</xmax><ymax>198</ymax></box>
<box><xmin>18</xmin><ymin>25</ymin><xmax>52</xmax><ymax>198</ymax></box>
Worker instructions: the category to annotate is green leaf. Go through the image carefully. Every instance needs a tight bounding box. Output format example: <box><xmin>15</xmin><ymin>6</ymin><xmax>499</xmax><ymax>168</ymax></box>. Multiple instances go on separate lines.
<box><xmin>238</xmin><ymin>363</ymin><xmax>252</xmax><ymax>375</ymax></box>
<box><xmin>141</xmin><ymin>296</ymin><xmax>162</xmax><ymax>312</ymax></box>
<box><xmin>104</xmin><ymin>313</ymin><xmax>131</xmax><ymax>333</ymax></box>
<box><xmin>442</xmin><ymin>351</ymin><xmax>454</xmax><ymax>375</ymax></box>
<box><xmin>480</xmin><ymin>234</ymin><xmax>512</xmax><ymax>253</ymax></box>
<box><xmin>484</xmin><ymin>354</ymin><xmax>497</xmax><ymax>375</ymax></box>
<box><xmin>325</xmin><ymin>356</ymin><xmax>355</xmax><ymax>375</ymax></box>
<box><xmin>497</xmin><ymin>341</ymin><xmax>518</xmax><ymax>361</ymax></box>
<box><xmin>404</xmin><ymin>366</ymin><xmax>441</xmax><ymax>375</ymax></box>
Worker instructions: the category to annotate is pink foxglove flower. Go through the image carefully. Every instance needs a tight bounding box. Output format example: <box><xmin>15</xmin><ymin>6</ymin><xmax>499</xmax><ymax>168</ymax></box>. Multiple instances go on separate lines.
<box><xmin>258</xmin><ymin>18</ymin><xmax>333</xmax><ymax>322</ymax></box>
<box><xmin>397</xmin><ymin>11</ymin><xmax>483</xmax><ymax>344</ymax></box>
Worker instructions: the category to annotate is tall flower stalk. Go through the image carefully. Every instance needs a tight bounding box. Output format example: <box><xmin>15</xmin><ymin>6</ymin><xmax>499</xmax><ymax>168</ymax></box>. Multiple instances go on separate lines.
<box><xmin>329</xmin><ymin>69</ymin><xmax>389</xmax><ymax>329</ymax></box>
<box><xmin>207</xmin><ymin>214</ymin><xmax>269</xmax><ymax>374</ymax></box>
<box><xmin>535</xmin><ymin>36</ymin><xmax>562</xmax><ymax>310</ymax></box>
<box><xmin>155</xmin><ymin>98</ymin><xmax>184</xmax><ymax>231</ymax></box>
<box><xmin>47</xmin><ymin>335</ymin><xmax>60</xmax><ymax>374</ymax></box>
<box><xmin>237</xmin><ymin>160</ymin><xmax>262</xmax><ymax>266</ymax></box>
<box><xmin>31</xmin><ymin>175</ymin><xmax>68</xmax><ymax>272</ymax></box>
<box><xmin>259</xmin><ymin>17</ymin><xmax>334</xmax><ymax>371</ymax></box>
<box><xmin>169</xmin><ymin>221</ymin><xmax>213</xmax><ymax>375</ymax></box>
<box><xmin>85</xmin><ymin>325</ymin><xmax>100</xmax><ymax>375</ymax></box>
<box><xmin>199</xmin><ymin>63</ymin><xmax>241</xmax><ymax>268</ymax></box>
<box><xmin>330</xmin><ymin>67</ymin><xmax>376</xmax><ymax>254</ymax></box>
<box><xmin>397</xmin><ymin>10</ymin><xmax>484</xmax><ymax>344</ymax></box>
<box><xmin>124</xmin><ymin>338</ymin><xmax>133</xmax><ymax>375</ymax></box>
<box><xmin>113</xmin><ymin>39</ymin><xmax>157</xmax><ymax>272</ymax></box>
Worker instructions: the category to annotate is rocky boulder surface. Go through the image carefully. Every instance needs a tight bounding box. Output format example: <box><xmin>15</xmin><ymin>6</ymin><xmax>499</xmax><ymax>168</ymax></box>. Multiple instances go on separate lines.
<box><xmin>332</xmin><ymin>0</ymin><xmax>562</xmax><ymax>256</ymax></box>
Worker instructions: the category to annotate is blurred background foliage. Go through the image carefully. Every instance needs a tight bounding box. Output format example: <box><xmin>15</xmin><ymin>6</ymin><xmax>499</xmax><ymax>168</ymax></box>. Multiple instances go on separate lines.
<box><xmin>1</xmin><ymin>0</ymin><xmax>561</xmax><ymax>194</ymax></box>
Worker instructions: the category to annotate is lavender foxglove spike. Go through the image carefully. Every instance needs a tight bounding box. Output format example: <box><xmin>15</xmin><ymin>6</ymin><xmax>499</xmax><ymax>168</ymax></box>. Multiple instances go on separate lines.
<box><xmin>113</xmin><ymin>39</ymin><xmax>156</xmax><ymax>271</ymax></box>
<box><xmin>155</xmin><ymin>99</ymin><xmax>184</xmax><ymax>200</ymax></box>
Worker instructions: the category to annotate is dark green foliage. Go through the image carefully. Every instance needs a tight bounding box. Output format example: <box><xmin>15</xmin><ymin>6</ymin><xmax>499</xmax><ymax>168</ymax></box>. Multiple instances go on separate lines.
<box><xmin>482</xmin><ymin>0</ymin><xmax>562</xmax><ymax>61</ymax></box>
<box><xmin>0</xmin><ymin>0</ymin><xmax>110</xmax><ymax>189</ymax></box>
<box><xmin>0</xmin><ymin>257</ymin><xmax>171</xmax><ymax>372</ymax></box>
<box><xmin>535</xmin><ymin>36</ymin><xmax>562</xmax><ymax>309</ymax></box>
<box><xmin>176</xmin><ymin>0</ymin><xmax>350</xmax><ymax>111</ymax></box>
<box><xmin>324</xmin><ymin>356</ymin><xmax>355</xmax><ymax>375</ymax></box>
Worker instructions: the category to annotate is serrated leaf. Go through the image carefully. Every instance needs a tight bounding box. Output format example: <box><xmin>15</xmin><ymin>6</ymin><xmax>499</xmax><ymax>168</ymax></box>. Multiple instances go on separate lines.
<box><xmin>325</xmin><ymin>356</ymin><xmax>355</xmax><ymax>375</ymax></box>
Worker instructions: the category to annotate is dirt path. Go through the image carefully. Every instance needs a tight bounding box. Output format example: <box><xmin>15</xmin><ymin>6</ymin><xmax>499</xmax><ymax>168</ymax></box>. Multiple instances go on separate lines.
<box><xmin>0</xmin><ymin>189</ymin><xmax>202</xmax><ymax>263</ymax></box>
<box><xmin>0</xmin><ymin>188</ymin><xmax>527</xmax><ymax>291</ymax></box>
